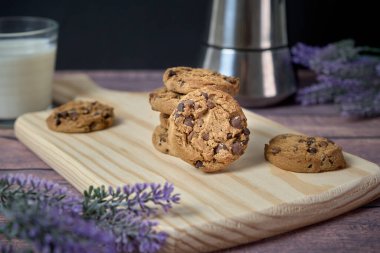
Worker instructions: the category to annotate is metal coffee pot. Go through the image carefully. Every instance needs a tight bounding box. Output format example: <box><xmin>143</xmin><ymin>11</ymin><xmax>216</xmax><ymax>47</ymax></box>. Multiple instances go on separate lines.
<box><xmin>201</xmin><ymin>0</ymin><xmax>296</xmax><ymax>107</ymax></box>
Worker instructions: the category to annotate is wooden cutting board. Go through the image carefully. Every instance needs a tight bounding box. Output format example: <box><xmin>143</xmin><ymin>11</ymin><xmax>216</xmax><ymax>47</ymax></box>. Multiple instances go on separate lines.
<box><xmin>15</xmin><ymin>74</ymin><xmax>380</xmax><ymax>253</ymax></box>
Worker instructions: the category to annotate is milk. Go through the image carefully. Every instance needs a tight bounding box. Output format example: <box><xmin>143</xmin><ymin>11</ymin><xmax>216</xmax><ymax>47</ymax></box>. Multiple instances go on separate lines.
<box><xmin>0</xmin><ymin>39</ymin><xmax>56</xmax><ymax>119</ymax></box>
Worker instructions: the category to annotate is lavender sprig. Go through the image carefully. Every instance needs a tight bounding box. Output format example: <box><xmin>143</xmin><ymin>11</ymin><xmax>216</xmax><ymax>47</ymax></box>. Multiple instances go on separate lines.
<box><xmin>82</xmin><ymin>182</ymin><xmax>180</xmax><ymax>219</ymax></box>
<box><xmin>292</xmin><ymin>39</ymin><xmax>380</xmax><ymax>118</ymax></box>
<box><xmin>81</xmin><ymin>182</ymin><xmax>179</xmax><ymax>253</ymax></box>
<box><xmin>0</xmin><ymin>200</ymin><xmax>115</xmax><ymax>253</ymax></box>
<box><xmin>0</xmin><ymin>244</ymin><xmax>13</xmax><ymax>253</ymax></box>
<box><xmin>0</xmin><ymin>174</ymin><xmax>180</xmax><ymax>253</ymax></box>
<box><xmin>98</xmin><ymin>211</ymin><xmax>168</xmax><ymax>253</ymax></box>
<box><xmin>0</xmin><ymin>174</ymin><xmax>82</xmax><ymax>214</ymax></box>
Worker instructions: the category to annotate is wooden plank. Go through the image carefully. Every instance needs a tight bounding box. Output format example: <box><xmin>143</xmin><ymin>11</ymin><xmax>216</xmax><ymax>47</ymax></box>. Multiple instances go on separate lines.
<box><xmin>261</xmin><ymin>115</ymin><xmax>380</xmax><ymax>138</ymax></box>
<box><xmin>217</xmin><ymin>207</ymin><xmax>380</xmax><ymax>253</ymax></box>
<box><xmin>13</xmin><ymin>74</ymin><xmax>380</xmax><ymax>253</ymax></box>
<box><xmin>0</xmin><ymin>133</ymin><xmax>49</xmax><ymax>170</ymax></box>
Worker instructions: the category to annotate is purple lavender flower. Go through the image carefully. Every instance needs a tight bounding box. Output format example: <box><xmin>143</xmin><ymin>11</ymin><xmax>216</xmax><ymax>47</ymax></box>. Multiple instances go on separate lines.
<box><xmin>310</xmin><ymin>56</ymin><xmax>379</xmax><ymax>78</ymax></box>
<box><xmin>83</xmin><ymin>182</ymin><xmax>180</xmax><ymax>218</ymax></box>
<box><xmin>291</xmin><ymin>42</ymin><xmax>321</xmax><ymax>67</ymax></box>
<box><xmin>340</xmin><ymin>89</ymin><xmax>380</xmax><ymax>118</ymax></box>
<box><xmin>1</xmin><ymin>175</ymin><xmax>180</xmax><ymax>253</ymax></box>
<box><xmin>100</xmin><ymin>211</ymin><xmax>168</xmax><ymax>253</ymax></box>
<box><xmin>0</xmin><ymin>201</ymin><xmax>115</xmax><ymax>253</ymax></box>
<box><xmin>0</xmin><ymin>174</ymin><xmax>82</xmax><ymax>214</ymax></box>
<box><xmin>0</xmin><ymin>244</ymin><xmax>13</xmax><ymax>253</ymax></box>
<box><xmin>296</xmin><ymin>82</ymin><xmax>337</xmax><ymax>105</ymax></box>
<box><xmin>292</xmin><ymin>40</ymin><xmax>380</xmax><ymax>118</ymax></box>
<box><xmin>83</xmin><ymin>182</ymin><xmax>180</xmax><ymax>253</ymax></box>
<box><xmin>292</xmin><ymin>40</ymin><xmax>358</xmax><ymax>68</ymax></box>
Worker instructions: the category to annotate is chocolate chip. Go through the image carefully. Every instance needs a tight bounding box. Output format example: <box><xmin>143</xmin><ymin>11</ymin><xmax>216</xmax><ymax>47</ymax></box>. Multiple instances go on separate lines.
<box><xmin>186</xmin><ymin>100</ymin><xmax>195</xmax><ymax>108</ymax></box>
<box><xmin>55</xmin><ymin>118</ymin><xmax>61</xmax><ymax>126</ymax></box>
<box><xmin>202</xmin><ymin>133</ymin><xmax>209</xmax><ymax>141</ymax></box>
<box><xmin>174</xmin><ymin>113</ymin><xmax>182</xmax><ymax>119</ymax></box>
<box><xmin>271</xmin><ymin>147</ymin><xmax>281</xmax><ymax>155</ymax></box>
<box><xmin>184</xmin><ymin>116</ymin><xmax>194</xmax><ymax>127</ymax></box>
<box><xmin>167</xmin><ymin>70</ymin><xmax>176</xmax><ymax>78</ymax></box>
<box><xmin>232</xmin><ymin>142</ymin><xmax>244</xmax><ymax>155</ymax></box>
<box><xmin>57</xmin><ymin>111</ymin><xmax>68</xmax><ymax>118</ymax></box>
<box><xmin>306</xmin><ymin>137</ymin><xmax>315</xmax><ymax>146</ymax></box>
<box><xmin>187</xmin><ymin>131</ymin><xmax>195</xmax><ymax>141</ymax></box>
<box><xmin>308</xmin><ymin>164</ymin><xmax>312</xmax><ymax>168</ymax></box>
<box><xmin>227</xmin><ymin>133</ymin><xmax>233</xmax><ymax>139</ymax></box>
<box><xmin>242</xmin><ymin>139</ymin><xmax>249</xmax><ymax>145</ymax></box>
<box><xmin>206</xmin><ymin>100</ymin><xmax>215</xmax><ymax>109</ymax></box>
<box><xmin>225</xmin><ymin>76</ymin><xmax>237</xmax><ymax>84</ymax></box>
<box><xmin>230</xmin><ymin>116</ymin><xmax>243</xmax><ymax>129</ymax></box>
<box><xmin>243</xmin><ymin>128</ymin><xmax>250</xmax><ymax>136</ymax></box>
<box><xmin>69</xmin><ymin>111</ymin><xmax>78</xmax><ymax>120</ymax></box>
<box><xmin>319</xmin><ymin>141</ymin><xmax>328</xmax><ymax>147</ymax></box>
<box><xmin>214</xmin><ymin>143</ymin><xmax>227</xmax><ymax>154</ymax></box>
<box><xmin>195</xmin><ymin>160</ymin><xmax>203</xmax><ymax>168</ymax></box>
<box><xmin>102</xmin><ymin>112</ymin><xmax>111</xmax><ymax>119</ymax></box>
<box><xmin>177</xmin><ymin>103</ymin><xmax>184</xmax><ymax>112</ymax></box>
<box><xmin>201</xmin><ymin>92</ymin><xmax>209</xmax><ymax>99</ymax></box>
<box><xmin>307</xmin><ymin>147</ymin><xmax>318</xmax><ymax>154</ymax></box>
<box><xmin>89</xmin><ymin>122</ymin><xmax>97</xmax><ymax>130</ymax></box>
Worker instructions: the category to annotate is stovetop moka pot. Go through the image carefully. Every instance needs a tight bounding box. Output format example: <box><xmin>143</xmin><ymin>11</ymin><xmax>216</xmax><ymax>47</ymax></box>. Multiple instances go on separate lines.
<box><xmin>201</xmin><ymin>0</ymin><xmax>296</xmax><ymax>107</ymax></box>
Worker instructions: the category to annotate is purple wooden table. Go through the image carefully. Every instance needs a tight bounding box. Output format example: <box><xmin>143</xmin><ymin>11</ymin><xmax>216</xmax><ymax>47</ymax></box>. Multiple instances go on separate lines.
<box><xmin>1</xmin><ymin>70</ymin><xmax>379</xmax><ymax>252</ymax></box>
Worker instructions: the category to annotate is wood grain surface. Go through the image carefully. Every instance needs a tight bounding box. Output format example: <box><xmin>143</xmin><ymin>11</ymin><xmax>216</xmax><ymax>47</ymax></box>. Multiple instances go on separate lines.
<box><xmin>1</xmin><ymin>71</ymin><xmax>380</xmax><ymax>253</ymax></box>
<box><xmin>11</xmin><ymin>73</ymin><xmax>380</xmax><ymax>253</ymax></box>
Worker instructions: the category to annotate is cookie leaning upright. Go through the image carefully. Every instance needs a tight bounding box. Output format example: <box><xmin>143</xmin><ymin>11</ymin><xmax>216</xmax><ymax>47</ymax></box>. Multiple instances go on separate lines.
<box><xmin>46</xmin><ymin>100</ymin><xmax>114</xmax><ymax>133</ymax></box>
<box><xmin>168</xmin><ymin>88</ymin><xmax>250</xmax><ymax>172</ymax></box>
<box><xmin>163</xmin><ymin>67</ymin><xmax>240</xmax><ymax>96</ymax></box>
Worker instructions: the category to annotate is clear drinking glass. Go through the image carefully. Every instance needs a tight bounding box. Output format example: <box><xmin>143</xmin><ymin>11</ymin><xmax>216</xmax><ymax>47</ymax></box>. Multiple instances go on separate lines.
<box><xmin>0</xmin><ymin>16</ymin><xmax>58</xmax><ymax>122</ymax></box>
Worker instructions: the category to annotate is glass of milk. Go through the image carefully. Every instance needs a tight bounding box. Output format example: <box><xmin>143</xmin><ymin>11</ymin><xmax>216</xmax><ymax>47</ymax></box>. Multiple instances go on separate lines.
<box><xmin>0</xmin><ymin>16</ymin><xmax>58</xmax><ymax>121</ymax></box>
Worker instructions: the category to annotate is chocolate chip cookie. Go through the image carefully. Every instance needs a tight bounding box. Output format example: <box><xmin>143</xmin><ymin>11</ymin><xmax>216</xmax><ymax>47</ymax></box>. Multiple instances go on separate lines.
<box><xmin>159</xmin><ymin>113</ymin><xmax>170</xmax><ymax>129</ymax></box>
<box><xmin>152</xmin><ymin>125</ymin><xmax>176</xmax><ymax>156</ymax></box>
<box><xmin>163</xmin><ymin>67</ymin><xmax>240</xmax><ymax>96</ymax></box>
<box><xmin>264</xmin><ymin>134</ymin><xmax>346</xmax><ymax>173</ymax></box>
<box><xmin>46</xmin><ymin>100</ymin><xmax>114</xmax><ymax>133</ymax></box>
<box><xmin>168</xmin><ymin>88</ymin><xmax>250</xmax><ymax>172</ymax></box>
<box><xmin>148</xmin><ymin>87</ymin><xmax>183</xmax><ymax>114</ymax></box>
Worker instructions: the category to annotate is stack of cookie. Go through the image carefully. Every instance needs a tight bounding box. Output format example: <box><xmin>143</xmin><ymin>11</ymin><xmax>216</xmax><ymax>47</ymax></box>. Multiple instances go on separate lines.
<box><xmin>149</xmin><ymin>67</ymin><xmax>250</xmax><ymax>172</ymax></box>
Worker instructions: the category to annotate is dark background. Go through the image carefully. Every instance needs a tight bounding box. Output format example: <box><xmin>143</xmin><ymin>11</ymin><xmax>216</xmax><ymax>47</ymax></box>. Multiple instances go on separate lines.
<box><xmin>1</xmin><ymin>0</ymin><xmax>377</xmax><ymax>70</ymax></box>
